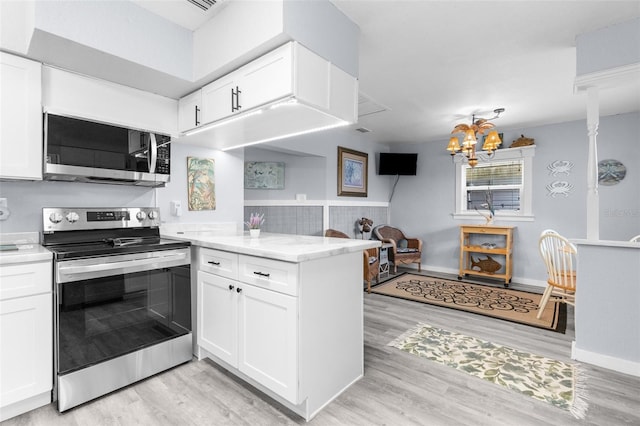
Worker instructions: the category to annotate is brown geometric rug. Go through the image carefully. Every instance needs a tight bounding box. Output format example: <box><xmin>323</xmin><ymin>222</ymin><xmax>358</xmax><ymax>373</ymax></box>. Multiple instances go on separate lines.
<box><xmin>371</xmin><ymin>274</ymin><xmax>566</xmax><ymax>333</ymax></box>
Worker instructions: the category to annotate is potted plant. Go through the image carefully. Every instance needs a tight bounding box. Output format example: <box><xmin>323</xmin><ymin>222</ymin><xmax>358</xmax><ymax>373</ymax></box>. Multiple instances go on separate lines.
<box><xmin>245</xmin><ymin>212</ymin><xmax>265</xmax><ymax>237</ymax></box>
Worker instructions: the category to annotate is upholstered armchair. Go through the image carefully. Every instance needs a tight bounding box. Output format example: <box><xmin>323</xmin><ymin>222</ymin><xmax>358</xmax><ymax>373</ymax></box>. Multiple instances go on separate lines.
<box><xmin>325</xmin><ymin>229</ymin><xmax>379</xmax><ymax>293</ymax></box>
<box><xmin>373</xmin><ymin>225</ymin><xmax>422</xmax><ymax>273</ymax></box>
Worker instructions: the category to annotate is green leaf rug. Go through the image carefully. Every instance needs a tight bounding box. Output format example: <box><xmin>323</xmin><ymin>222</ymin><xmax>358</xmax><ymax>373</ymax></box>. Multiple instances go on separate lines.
<box><xmin>388</xmin><ymin>324</ymin><xmax>588</xmax><ymax>419</ymax></box>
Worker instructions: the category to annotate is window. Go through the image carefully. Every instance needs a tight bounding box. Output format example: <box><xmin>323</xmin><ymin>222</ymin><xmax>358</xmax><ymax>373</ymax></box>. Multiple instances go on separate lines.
<box><xmin>454</xmin><ymin>146</ymin><xmax>535</xmax><ymax>220</ymax></box>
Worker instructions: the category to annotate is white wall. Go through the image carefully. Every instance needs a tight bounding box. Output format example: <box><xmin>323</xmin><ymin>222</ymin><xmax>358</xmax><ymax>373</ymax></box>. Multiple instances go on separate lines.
<box><xmin>157</xmin><ymin>142</ymin><xmax>244</xmax><ymax>226</ymax></box>
<box><xmin>0</xmin><ymin>142</ymin><xmax>244</xmax><ymax>234</ymax></box>
<box><xmin>576</xmin><ymin>18</ymin><xmax>640</xmax><ymax>75</ymax></box>
<box><xmin>244</xmin><ymin>147</ymin><xmax>326</xmax><ymax>201</ymax></box>
<box><xmin>261</xmin><ymin>127</ymin><xmax>391</xmax><ymax>202</ymax></box>
<box><xmin>388</xmin><ymin>111</ymin><xmax>639</xmax><ymax>287</ymax></box>
<box><xmin>33</xmin><ymin>0</ymin><xmax>192</xmax><ymax>80</ymax></box>
<box><xmin>0</xmin><ymin>180</ymin><xmax>155</xmax><ymax>233</ymax></box>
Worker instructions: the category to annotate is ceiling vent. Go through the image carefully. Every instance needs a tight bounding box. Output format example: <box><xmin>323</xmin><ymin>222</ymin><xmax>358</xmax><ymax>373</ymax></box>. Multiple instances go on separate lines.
<box><xmin>358</xmin><ymin>92</ymin><xmax>389</xmax><ymax>118</ymax></box>
<box><xmin>187</xmin><ymin>0</ymin><xmax>216</xmax><ymax>11</ymax></box>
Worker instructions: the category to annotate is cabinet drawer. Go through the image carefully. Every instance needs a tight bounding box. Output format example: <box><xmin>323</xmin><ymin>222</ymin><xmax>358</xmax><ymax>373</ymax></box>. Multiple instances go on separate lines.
<box><xmin>0</xmin><ymin>261</ymin><xmax>51</xmax><ymax>300</ymax></box>
<box><xmin>238</xmin><ymin>256</ymin><xmax>298</xmax><ymax>296</ymax></box>
<box><xmin>199</xmin><ymin>248</ymin><xmax>238</xmax><ymax>280</ymax></box>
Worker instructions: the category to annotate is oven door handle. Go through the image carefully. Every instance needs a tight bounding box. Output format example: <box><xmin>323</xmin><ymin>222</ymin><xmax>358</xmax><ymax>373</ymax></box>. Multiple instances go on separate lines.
<box><xmin>58</xmin><ymin>252</ymin><xmax>188</xmax><ymax>277</ymax></box>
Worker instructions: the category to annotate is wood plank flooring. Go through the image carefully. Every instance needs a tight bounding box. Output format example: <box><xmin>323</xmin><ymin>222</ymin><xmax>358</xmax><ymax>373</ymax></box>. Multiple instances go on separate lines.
<box><xmin>4</xmin><ymin>271</ymin><xmax>639</xmax><ymax>426</ymax></box>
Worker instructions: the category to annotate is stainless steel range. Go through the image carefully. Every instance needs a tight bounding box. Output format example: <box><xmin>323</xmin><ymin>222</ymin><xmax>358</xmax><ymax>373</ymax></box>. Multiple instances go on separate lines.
<box><xmin>42</xmin><ymin>207</ymin><xmax>192</xmax><ymax>412</ymax></box>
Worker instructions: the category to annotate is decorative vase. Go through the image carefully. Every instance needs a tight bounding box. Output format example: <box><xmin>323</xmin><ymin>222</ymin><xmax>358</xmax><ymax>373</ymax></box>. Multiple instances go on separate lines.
<box><xmin>250</xmin><ymin>229</ymin><xmax>261</xmax><ymax>238</ymax></box>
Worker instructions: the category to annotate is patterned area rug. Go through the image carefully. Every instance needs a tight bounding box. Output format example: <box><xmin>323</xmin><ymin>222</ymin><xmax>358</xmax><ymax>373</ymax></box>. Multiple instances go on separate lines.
<box><xmin>371</xmin><ymin>274</ymin><xmax>566</xmax><ymax>332</ymax></box>
<box><xmin>389</xmin><ymin>324</ymin><xmax>588</xmax><ymax>418</ymax></box>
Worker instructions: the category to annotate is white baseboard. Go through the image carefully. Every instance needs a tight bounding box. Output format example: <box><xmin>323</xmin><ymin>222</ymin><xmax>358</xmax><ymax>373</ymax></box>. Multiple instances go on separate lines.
<box><xmin>572</xmin><ymin>342</ymin><xmax>640</xmax><ymax>377</ymax></box>
<box><xmin>413</xmin><ymin>264</ymin><xmax>547</xmax><ymax>288</ymax></box>
<box><xmin>0</xmin><ymin>391</ymin><xmax>51</xmax><ymax>422</ymax></box>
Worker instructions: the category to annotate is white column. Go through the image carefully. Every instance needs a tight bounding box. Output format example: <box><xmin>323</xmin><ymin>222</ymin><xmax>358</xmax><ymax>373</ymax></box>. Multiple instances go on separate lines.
<box><xmin>586</xmin><ymin>87</ymin><xmax>599</xmax><ymax>240</ymax></box>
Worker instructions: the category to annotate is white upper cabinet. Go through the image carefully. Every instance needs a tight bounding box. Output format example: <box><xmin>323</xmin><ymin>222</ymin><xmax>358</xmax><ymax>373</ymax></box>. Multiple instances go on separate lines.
<box><xmin>200</xmin><ymin>43</ymin><xmax>294</xmax><ymax>126</ymax></box>
<box><xmin>177</xmin><ymin>42</ymin><xmax>357</xmax><ymax>149</ymax></box>
<box><xmin>329</xmin><ymin>64</ymin><xmax>358</xmax><ymax>124</ymax></box>
<box><xmin>0</xmin><ymin>53</ymin><xmax>42</xmax><ymax>181</ymax></box>
<box><xmin>237</xmin><ymin>44</ymin><xmax>294</xmax><ymax>114</ymax></box>
<box><xmin>178</xmin><ymin>90</ymin><xmax>202</xmax><ymax>133</ymax></box>
<box><xmin>42</xmin><ymin>67</ymin><xmax>178</xmax><ymax>136</ymax></box>
<box><xmin>200</xmin><ymin>73</ymin><xmax>238</xmax><ymax>128</ymax></box>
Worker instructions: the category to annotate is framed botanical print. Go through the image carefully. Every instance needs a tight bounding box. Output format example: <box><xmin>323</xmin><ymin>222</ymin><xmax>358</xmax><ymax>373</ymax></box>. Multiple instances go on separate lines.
<box><xmin>187</xmin><ymin>157</ymin><xmax>216</xmax><ymax>210</ymax></box>
<box><xmin>337</xmin><ymin>146</ymin><xmax>368</xmax><ymax>197</ymax></box>
<box><xmin>244</xmin><ymin>161</ymin><xmax>285</xmax><ymax>189</ymax></box>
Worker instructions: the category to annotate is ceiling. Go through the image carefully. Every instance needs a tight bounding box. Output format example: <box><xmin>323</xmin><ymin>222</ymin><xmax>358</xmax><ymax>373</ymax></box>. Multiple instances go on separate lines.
<box><xmin>135</xmin><ymin>0</ymin><xmax>640</xmax><ymax>146</ymax></box>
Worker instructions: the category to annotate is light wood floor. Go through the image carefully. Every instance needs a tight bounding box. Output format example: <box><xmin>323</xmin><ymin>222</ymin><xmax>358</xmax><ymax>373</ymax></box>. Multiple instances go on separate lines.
<box><xmin>4</xmin><ymin>271</ymin><xmax>639</xmax><ymax>426</ymax></box>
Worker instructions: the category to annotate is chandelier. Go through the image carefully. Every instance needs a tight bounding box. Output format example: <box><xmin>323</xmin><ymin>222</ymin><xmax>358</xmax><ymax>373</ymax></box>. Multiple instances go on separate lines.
<box><xmin>446</xmin><ymin>108</ymin><xmax>505</xmax><ymax>167</ymax></box>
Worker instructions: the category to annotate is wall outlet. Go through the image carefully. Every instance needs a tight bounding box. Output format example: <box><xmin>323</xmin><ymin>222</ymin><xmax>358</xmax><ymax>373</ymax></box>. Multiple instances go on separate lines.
<box><xmin>0</xmin><ymin>198</ymin><xmax>9</xmax><ymax>221</ymax></box>
<box><xmin>170</xmin><ymin>201</ymin><xmax>182</xmax><ymax>217</ymax></box>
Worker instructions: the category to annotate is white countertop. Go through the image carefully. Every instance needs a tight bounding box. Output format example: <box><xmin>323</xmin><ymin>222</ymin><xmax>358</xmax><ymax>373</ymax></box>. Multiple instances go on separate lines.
<box><xmin>161</xmin><ymin>229</ymin><xmax>381</xmax><ymax>263</ymax></box>
<box><xmin>0</xmin><ymin>232</ymin><xmax>52</xmax><ymax>264</ymax></box>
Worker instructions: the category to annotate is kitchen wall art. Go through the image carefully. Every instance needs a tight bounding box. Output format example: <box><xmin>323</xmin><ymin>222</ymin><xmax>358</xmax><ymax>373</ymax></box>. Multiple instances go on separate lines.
<box><xmin>598</xmin><ymin>159</ymin><xmax>626</xmax><ymax>186</ymax></box>
<box><xmin>337</xmin><ymin>146</ymin><xmax>368</xmax><ymax>197</ymax></box>
<box><xmin>547</xmin><ymin>160</ymin><xmax>573</xmax><ymax>176</ymax></box>
<box><xmin>546</xmin><ymin>181</ymin><xmax>573</xmax><ymax>197</ymax></box>
<box><xmin>244</xmin><ymin>162</ymin><xmax>285</xmax><ymax>189</ymax></box>
<box><xmin>187</xmin><ymin>157</ymin><xmax>216</xmax><ymax>210</ymax></box>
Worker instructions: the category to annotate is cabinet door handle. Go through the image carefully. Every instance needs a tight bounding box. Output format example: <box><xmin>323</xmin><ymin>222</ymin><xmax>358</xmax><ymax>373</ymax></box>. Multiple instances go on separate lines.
<box><xmin>231</xmin><ymin>86</ymin><xmax>242</xmax><ymax>112</ymax></box>
<box><xmin>228</xmin><ymin>284</ymin><xmax>235</xmax><ymax>290</ymax></box>
<box><xmin>195</xmin><ymin>106</ymin><xmax>200</xmax><ymax>126</ymax></box>
<box><xmin>207</xmin><ymin>261</ymin><xmax>221</xmax><ymax>266</ymax></box>
<box><xmin>253</xmin><ymin>271</ymin><xmax>270</xmax><ymax>278</ymax></box>
<box><xmin>237</xmin><ymin>287</ymin><xmax>243</xmax><ymax>293</ymax></box>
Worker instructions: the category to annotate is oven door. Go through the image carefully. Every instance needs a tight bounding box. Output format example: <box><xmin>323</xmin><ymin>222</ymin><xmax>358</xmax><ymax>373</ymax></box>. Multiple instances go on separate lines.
<box><xmin>55</xmin><ymin>248</ymin><xmax>191</xmax><ymax>376</ymax></box>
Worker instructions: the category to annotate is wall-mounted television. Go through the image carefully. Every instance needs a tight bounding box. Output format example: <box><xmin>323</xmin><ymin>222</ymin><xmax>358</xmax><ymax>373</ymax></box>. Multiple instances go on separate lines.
<box><xmin>378</xmin><ymin>153</ymin><xmax>418</xmax><ymax>175</ymax></box>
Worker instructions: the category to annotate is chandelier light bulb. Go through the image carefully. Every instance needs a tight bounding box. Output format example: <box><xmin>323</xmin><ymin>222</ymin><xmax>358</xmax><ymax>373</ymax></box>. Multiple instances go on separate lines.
<box><xmin>447</xmin><ymin>136</ymin><xmax>461</xmax><ymax>154</ymax></box>
<box><xmin>446</xmin><ymin>108</ymin><xmax>505</xmax><ymax>168</ymax></box>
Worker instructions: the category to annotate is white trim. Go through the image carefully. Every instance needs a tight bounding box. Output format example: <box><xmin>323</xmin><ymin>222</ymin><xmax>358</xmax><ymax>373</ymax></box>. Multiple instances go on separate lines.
<box><xmin>574</xmin><ymin>62</ymin><xmax>640</xmax><ymax>92</ymax></box>
<box><xmin>454</xmin><ymin>146</ymin><xmax>535</xmax><ymax>218</ymax></box>
<box><xmin>572</xmin><ymin>342</ymin><xmax>640</xmax><ymax>377</ymax></box>
<box><xmin>452</xmin><ymin>213</ymin><xmax>535</xmax><ymax>222</ymax></box>
<box><xmin>244</xmin><ymin>200</ymin><xmax>389</xmax><ymax>207</ymax></box>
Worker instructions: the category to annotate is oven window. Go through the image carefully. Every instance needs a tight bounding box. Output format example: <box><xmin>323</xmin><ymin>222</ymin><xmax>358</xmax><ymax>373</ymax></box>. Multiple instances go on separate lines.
<box><xmin>57</xmin><ymin>265</ymin><xmax>191</xmax><ymax>375</ymax></box>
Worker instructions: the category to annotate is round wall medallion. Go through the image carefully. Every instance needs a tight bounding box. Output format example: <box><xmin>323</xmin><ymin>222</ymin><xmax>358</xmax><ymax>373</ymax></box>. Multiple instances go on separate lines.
<box><xmin>598</xmin><ymin>159</ymin><xmax>626</xmax><ymax>186</ymax></box>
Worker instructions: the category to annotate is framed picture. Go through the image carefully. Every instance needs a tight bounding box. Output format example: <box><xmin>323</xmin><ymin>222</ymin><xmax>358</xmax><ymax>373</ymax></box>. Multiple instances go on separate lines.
<box><xmin>337</xmin><ymin>146</ymin><xmax>368</xmax><ymax>197</ymax></box>
<box><xmin>187</xmin><ymin>157</ymin><xmax>216</xmax><ymax>211</ymax></box>
<box><xmin>244</xmin><ymin>162</ymin><xmax>285</xmax><ymax>189</ymax></box>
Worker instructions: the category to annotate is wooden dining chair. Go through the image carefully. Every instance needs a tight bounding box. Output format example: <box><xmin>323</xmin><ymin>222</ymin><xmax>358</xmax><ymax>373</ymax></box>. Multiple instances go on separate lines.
<box><xmin>536</xmin><ymin>229</ymin><xmax>577</xmax><ymax>319</ymax></box>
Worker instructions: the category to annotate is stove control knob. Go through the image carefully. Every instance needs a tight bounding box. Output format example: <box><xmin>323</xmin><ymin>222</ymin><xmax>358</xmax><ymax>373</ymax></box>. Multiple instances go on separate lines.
<box><xmin>136</xmin><ymin>211</ymin><xmax>147</xmax><ymax>221</ymax></box>
<box><xmin>49</xmin><ymin>212</ymin><xmax>63</xmax><ymax>224</ymax></box>
<box><xmin>147</xmin><ymin>211</ymin><xmax>158</xmax><ymax>220</ymax></box>
<box><xmin>65</xmin><ymin>212</ymin><xmax>80</xmax><ymax>223</ymax></box>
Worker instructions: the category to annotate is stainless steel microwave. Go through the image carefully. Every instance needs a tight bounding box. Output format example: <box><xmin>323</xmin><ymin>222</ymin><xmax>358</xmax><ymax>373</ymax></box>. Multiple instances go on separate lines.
<box><xmin>43</xmin><ymin>113</ymin><xmax>171</xmax><ymax>187</ymax></box>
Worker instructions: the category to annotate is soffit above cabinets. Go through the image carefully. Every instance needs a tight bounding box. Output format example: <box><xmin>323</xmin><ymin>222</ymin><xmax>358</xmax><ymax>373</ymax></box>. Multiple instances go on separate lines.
<box><xmin>20</xmin><ymin>0</ymin><xmax>358</xmax><ymax>100</ymax></box>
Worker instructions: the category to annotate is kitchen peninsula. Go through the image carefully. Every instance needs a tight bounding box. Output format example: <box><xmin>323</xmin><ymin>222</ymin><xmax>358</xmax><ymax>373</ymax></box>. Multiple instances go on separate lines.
<box><xmin>162</xmin><ymin>229</ymin><xmax>380</xmax><ymax>421</ymax></box>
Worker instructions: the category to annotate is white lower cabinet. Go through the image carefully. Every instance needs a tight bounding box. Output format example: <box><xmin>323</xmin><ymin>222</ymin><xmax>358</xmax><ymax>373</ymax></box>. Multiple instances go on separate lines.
<box><xmin>196</xmin><ymin>246</ymin><xmax>363</xmax><ymax>421</ymax></box>
<box><xmin>198</xmin><ymin>269</ymin><xmax>298</xmax><ymax>403</ymax></box>
<box><xmin>0</xmin><ymin>259</ymin><xmax>53</xmax><ymax>422</ymax></box>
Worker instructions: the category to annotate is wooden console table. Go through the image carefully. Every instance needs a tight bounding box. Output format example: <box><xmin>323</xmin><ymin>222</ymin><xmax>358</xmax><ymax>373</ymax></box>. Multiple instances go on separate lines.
<box><xmin>459</xmin><ymin>224</ymin><xmax>515</xmax><ymax>285</ymax></box>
